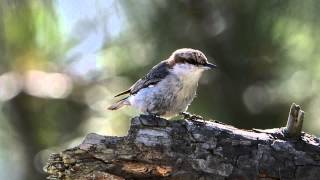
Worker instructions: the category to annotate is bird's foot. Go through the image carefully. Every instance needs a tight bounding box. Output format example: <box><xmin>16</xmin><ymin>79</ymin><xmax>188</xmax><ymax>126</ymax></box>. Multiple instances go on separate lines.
<box><xmin>139</xmin><ymin>114</ymin><xmax>167</xmax><ymax>127</ymax></box>
<box><xmin>180</xmin><ymin>112</ymin><xmax>204</xmax><ymax>121</ymax></box>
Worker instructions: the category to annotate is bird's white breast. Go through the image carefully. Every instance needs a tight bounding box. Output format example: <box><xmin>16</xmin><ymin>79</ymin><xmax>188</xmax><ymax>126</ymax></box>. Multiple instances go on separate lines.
<box><xmin>170</xmin><ymin>63</ymin><xmax>204</xmax><ymax>88</ymax></box>
<box><xmin>170</xmin><ymin>63</ymin><xmax>203</xmax><ymax>108</ymax></box>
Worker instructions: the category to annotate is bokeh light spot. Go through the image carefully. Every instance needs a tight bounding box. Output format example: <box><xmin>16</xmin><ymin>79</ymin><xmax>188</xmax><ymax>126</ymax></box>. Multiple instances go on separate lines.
<box><xmin>24</xmin><ymin>70</ymin><xmax>73</xmax><ymax>99</ymax></box>
<box><xmin>0</xmin><ymin>72</ymin><xmax>22</xmax><ymax>102</ymax></box>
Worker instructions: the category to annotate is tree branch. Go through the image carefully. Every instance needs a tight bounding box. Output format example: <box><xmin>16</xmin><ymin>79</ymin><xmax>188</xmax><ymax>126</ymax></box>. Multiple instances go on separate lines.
<box><xmin>44</xmin><ymin>104</ymin><xmax>320</xmax><ymax>180</ymax></box>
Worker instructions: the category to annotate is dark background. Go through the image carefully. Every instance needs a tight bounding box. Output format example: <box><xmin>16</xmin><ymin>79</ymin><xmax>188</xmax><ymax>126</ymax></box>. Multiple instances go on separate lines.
<box><xmin>0</xmin><ymin>0</ymin><xmax>319</xmax><ymax>179</ymax></box>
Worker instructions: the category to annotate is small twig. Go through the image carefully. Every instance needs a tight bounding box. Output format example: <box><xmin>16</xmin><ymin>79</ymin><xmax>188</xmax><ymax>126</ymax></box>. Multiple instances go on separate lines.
<box><xmin>283</xmin><ymin>103</ymin><xmax>304</xmax><ymax>138</ymax></box>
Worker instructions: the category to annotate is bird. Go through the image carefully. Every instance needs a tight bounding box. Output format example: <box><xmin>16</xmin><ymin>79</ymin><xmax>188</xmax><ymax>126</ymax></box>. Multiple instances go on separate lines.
<box><xmin>108</xmin><ymin>48</ymin><xmax>216</xmax><ymax>118</ymax></box>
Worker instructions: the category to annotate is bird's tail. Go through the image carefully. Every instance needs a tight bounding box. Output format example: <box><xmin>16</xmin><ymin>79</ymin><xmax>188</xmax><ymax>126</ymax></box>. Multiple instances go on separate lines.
<box><xmin>108</xmin><ymin>98</ymin><xmax>130</xmax><ymax>110</ymax></box>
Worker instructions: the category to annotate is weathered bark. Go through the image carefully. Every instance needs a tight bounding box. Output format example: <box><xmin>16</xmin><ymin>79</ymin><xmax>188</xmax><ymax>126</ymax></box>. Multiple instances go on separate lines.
<box><xmin>44</xmin><ymin>104</ymin><xmax>320</xmax><ymax>180</ymax></box>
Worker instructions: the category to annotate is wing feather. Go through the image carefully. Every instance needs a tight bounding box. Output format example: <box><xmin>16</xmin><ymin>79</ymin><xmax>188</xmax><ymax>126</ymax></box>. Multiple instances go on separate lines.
<box><xmin>113</xmin><ymin>61</ymin><xmax>170</xmax><ymax>97</ymax></box>
<box><xmin>114</xmin><ymin>89</ymin><xmax>131</xmax><ymax>97</ymax></box>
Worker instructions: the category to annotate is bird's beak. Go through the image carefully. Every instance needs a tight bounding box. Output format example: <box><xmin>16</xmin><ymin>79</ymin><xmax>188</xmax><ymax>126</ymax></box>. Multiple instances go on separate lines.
<box><xmin>203</xmin><ymin>62</ymin><xmax>217</xmax><ymax>70</ymax></box>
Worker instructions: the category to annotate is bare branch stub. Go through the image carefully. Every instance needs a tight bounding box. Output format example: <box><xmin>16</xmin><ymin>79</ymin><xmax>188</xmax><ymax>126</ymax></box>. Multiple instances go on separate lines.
<box><xmin>284</xmin><ymin>103</ymin><xmax>305</xmax><ymax>138</ymax></box>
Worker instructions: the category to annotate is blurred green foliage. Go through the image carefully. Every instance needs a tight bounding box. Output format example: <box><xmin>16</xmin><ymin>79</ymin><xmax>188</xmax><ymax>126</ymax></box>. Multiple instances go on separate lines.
<box><xmin>0</xmin><ymin>0</ymin><xmax>320</xmax><ymax>179</ymax></box>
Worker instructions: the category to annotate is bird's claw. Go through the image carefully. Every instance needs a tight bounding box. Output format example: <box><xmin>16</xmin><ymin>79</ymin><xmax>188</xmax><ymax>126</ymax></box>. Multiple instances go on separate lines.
<box><xmin>180</xmin><ymin>112</ymin><xmax>204</xmax><ymax>121</ymax></box>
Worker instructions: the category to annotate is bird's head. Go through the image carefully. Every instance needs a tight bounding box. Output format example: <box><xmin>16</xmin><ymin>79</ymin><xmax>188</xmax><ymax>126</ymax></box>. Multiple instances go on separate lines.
<box><xmin>169</xmin><ymin>48</ymin><xmax>217</xmax><ymax>72</ymax></box>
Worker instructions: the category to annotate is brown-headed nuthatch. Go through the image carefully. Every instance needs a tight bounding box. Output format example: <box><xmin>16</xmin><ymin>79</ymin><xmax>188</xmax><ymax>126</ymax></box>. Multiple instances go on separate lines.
<box><xmin>108</xmin><ymin>48</ymin><xmax>216</xmax><ymax>118</ymax></box>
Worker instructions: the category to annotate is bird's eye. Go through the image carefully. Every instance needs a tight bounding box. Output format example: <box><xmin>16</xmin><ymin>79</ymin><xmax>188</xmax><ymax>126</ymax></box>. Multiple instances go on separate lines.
<box><xmin>187</xmin><ymin>58</ymin><xmax>195</xmax><ymax>65</ymax></box>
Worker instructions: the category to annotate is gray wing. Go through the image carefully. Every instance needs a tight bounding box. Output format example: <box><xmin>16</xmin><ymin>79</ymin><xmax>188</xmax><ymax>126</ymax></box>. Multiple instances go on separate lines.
<box><xmin>114</xmin><ymin>61</ymin><xmax>170</xmax><ymax>97</ymax></box>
